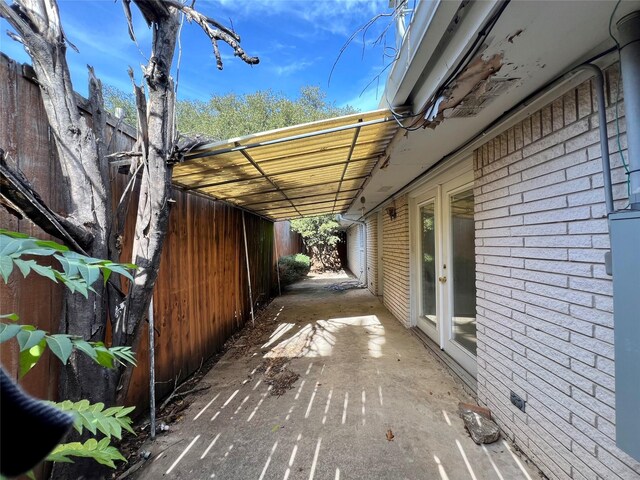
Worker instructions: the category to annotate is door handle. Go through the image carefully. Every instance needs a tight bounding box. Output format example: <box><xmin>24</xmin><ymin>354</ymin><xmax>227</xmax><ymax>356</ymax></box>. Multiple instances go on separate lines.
<box><xmin>438</xmin><ymin>276</ymin><xmax>447</xmax><ymax>283</ymax></box>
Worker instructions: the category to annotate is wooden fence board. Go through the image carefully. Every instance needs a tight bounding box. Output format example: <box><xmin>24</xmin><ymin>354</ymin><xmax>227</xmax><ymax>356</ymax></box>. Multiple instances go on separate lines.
<box><xmin>275</xmin><ymin>221</ymin><xmax>305</xmax><ymax>259</ymax></box>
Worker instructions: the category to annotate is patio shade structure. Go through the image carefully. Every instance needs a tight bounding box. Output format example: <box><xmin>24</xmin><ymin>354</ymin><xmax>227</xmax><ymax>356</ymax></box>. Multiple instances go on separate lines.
<box><xmin>173</xmin><ymin>109</ymin><xmax>401</xmax><ymax>220</ymax></box>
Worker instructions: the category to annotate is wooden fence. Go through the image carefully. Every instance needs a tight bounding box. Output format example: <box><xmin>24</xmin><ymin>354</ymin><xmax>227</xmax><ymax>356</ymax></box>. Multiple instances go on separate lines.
<box><xmin>0</xmin><ymin>53</ymin><xmax>303</xmax><ymax>411</ymax></box>
<box><xmin>275</xmin><ymin>220</ymin><xmax>306</xmax><ymax>259</ymax></box>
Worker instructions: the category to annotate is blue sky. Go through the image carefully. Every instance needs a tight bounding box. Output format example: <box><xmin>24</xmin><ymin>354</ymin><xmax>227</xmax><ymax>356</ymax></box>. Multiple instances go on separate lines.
<box><xmin>0</xmin><ymin>0</ymin><xmax>397</xmax><ymax>111</ymax></box>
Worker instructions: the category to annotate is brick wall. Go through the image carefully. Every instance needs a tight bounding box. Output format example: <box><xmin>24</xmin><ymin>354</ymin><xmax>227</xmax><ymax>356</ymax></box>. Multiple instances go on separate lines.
<box><xmin>382</xmin><ymin>196</ymin><xmax>410</xmax><ymax>326</ymax></box>
<box><xmin>366</xmin><ymin>216</ymin><xmax>378</xmax><ymax>295</ymax></box>
<box><xmin>474</xmin><ymin>65</ymin><xmax>640</xmax><ymax>480</ymax></box>
<box><xmin>346</xmin><ymin>224</ymin><xmax>364</xmax><ymax>282</ymax></box>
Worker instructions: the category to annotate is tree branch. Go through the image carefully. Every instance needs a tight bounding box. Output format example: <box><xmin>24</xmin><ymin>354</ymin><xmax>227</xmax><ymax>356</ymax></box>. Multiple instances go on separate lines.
<box><xmin>0</xmin><ymin>149</ymin><xmax>93</xmax><ymax>251</ymax></box>
<box><xmin>121</xmin><ymin>0</ymin><xmax>137</xmax><ymax>42</ymax></box>
<box><xmin>129</xmin><ymin>67</ymin><xmax>149</xmax><ymax>159</ymax></box>
<box><xmin>328</xmin><ymin>1</ymin><xmax>404</xmax><ymax>86</ymax></box>
<box><xmin>130</xmin><ymin>0</ymin><xmax>171</xmax><ymax>24</ymax></box>
<box><xmin>0</xmin><ymin>1</ymin><xmax>35</xmax><ymax>38</ymax></box>
<box><xmin>160</xmin><ymin>0</ymin><xmax>259</xmax><ymax>69</ymax></box>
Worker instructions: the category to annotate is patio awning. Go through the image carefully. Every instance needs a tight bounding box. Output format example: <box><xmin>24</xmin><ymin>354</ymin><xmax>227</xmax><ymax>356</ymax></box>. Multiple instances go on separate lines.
<box><xmin>173</xmin><ymin>109</ymin><xmax>400</xmax><ymax>221</ymax></box>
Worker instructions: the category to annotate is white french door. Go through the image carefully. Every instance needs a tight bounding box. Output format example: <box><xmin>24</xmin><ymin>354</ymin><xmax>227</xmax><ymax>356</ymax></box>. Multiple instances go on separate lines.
<box><xmin>411</xmin><ymin>163</ymin><xmax>477</xmax><ymax>376</ymax></box>
<box><xmin>415</xmin><ymin>187</ymin><xmax>440</xmax><ymax>341</ymax></box>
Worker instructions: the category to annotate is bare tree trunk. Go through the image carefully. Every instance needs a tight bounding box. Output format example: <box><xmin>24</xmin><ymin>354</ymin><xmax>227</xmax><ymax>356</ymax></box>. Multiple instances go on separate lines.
<box><xmin>1</xmin><ymin>0</ymin><xmax>259</xmax><ymax>402</ymax></box>
<box><xmin>113</xmin><ymin>5</ymin><xmax>180</xmax><ymax>402</ymax></box>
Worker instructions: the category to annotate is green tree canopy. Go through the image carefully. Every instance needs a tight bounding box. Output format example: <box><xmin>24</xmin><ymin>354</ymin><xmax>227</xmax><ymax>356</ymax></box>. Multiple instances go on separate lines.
<box><xmin>103</xmin><ymin>85</ymin><xmax>138</xmax><ymax>127</ymax></box>
<box><xmin>104</xmin><ymin>86</ymin><xmax>356</xmax><ymax>141</ymax></box>
<box><xmin>290</xmin><ymin>215</ymin><xmax>342</xmax><ymax>271</ymax></box>
<box><xmin>290</xmin><ymin>214</ymin><xmax>341</xmax><ymax>249</ymax></box>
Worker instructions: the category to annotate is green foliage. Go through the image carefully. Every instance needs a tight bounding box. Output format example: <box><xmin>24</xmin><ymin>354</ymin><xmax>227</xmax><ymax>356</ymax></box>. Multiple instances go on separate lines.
<box><xmin>46</xmin><ymin>439</ymin><xmax>127</xmax><ymax>469</ymax></box>
<box><xmin>104</xmin><ymin>85</ymin><xmax>356</xmax><ymax>141</ymax></box>
<box><xmin>0</xmin><ymin>327</ymin><xmax>137</xmax><ymax>470</ymax></box>
<box><xmin>103</xmin><ymin>85</ymin><xmax>137</xmax><ymax>127</ymax></box>
<box><xmin>49</xmin><ymin>400</ymin><xmax>135</xmax><ymax>439</ymax></box>
<box><xmin>0</xmin><ymin>229</ymin><xmax>137</xmax><ymax>470</ymax></box>
<box><xmin>278</xmin><ymin>254</ymin><xmax>311</xmax><ymax>286</ymax></box>
<box><xmin>290</xmin><ymin>215</ymin><xmax>341</xmax><ymax>249</ymax></box>
<box><xmin>289</xmin><ymin>215</ymin><xmax>343</xmax><ymax>272</ymax></box>
<box><xmin>0</xmin><ymin>316</ymin><xmax>137</xmax><ymax>378</ymax></box>
<box><xmin>0</xmin><ymin>229</ymin><xmax>136</xmax><ymax>298</ymax></box>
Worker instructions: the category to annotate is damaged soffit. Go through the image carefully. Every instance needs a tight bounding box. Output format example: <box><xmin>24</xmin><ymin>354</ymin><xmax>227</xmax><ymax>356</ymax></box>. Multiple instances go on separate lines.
<box><xmin>423</xmin><ymin>53</ymin><xmax>516</xmax><ymax>127</ymax></box>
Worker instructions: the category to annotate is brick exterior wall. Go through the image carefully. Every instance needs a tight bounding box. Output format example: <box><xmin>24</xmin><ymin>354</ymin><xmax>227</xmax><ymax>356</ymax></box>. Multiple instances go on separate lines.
<box><xmin>474</xmin><ymin>65</ymin><xmax>640</xmax><ymax>480</ymax></box>
<box><xmin>366</xmin><ymin>216</ymin><xmax>378</xmax><ymax>295</ymax></box>
<box><xmin>346</xmin><ymin>224</ymin><xmax>364</xmax><ymax>282</ymax></box>
<box><xmin>382</xmin><ymin>195</ymin><xmax>410</xmax><ymax>326</ymax></box>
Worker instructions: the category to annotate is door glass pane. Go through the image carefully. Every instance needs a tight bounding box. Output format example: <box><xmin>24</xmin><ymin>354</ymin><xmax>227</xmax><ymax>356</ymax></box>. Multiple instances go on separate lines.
<box><xmin>420</xmin><ymin>203</ymin><xmax>437</xmax><ymax>326</ymax></box>
<box><xmin>450</xmin><ymin>189</ymin><xmax>476</xmax><ymax>355</ymax></box>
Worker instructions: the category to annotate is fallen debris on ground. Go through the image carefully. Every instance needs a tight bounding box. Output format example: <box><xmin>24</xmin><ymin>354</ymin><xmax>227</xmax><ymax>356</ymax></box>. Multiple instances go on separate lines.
<box><xmin>258</xmin><ymin>357</ymin><xmax>300</xmax><ymax>396</ymax></box>
<box><xmin>326</xmin><ymin>280</ymin><xmax>366</xmax><ymax>291</ymax></box>
<box><xmin>459</xmin><ymin>403</ymin><xmax>500</xmax><ymax>444</ymax></box>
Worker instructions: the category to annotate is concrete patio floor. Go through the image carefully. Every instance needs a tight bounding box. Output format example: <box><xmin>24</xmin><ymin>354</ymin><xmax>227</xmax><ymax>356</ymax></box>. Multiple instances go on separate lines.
<box><xmin>139</xmin><ymin>272</ymin><xmax>539</xmax><ymax>480</ymax></box>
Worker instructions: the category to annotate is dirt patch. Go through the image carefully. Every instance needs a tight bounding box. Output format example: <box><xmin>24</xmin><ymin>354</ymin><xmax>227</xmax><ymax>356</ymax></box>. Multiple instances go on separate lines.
<box><xmin>228</xmin><ymin>308</ymin><xmax>282</xmax><ymax>358</ymax></box>
<box><xmin>256</xmin><ymin>356</ymin><xmax>288</xmax><ymax>374</ymax></box>
<box><xmin>266</xmin><ymin>370</ymin><xmax>300</xmax><ymax>396</ymax></box>
<box><xmin>257</xmin><ymin>357</ymin><xmax>300</xmax><ymax>397</ymax></box>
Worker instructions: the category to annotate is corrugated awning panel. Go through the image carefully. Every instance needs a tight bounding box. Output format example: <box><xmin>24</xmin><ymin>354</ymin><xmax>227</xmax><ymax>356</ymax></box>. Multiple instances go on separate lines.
<box><xmin>174</xmin><ymin>109</ymin><xmax>400</xmax><ymax>220</ymax></box>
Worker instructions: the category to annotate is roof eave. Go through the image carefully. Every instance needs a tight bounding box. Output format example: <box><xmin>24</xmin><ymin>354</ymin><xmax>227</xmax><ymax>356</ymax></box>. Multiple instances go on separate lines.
<box><xmin>382</xmin><ymin>0</ymin><xmax>502</xmax><ymax>111</ymax></box>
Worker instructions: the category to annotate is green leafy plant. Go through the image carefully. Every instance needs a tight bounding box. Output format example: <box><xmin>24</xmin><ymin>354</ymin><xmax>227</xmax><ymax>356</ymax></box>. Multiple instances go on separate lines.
<box><xmin>53</xmin><ymin>400</ymin><xmax>135</xmax><ymax>438</ymax></box>
<box><xmin>278</xmin><ymin>254</ymin><xmax>311</xmax><ymax>286</ymax></box>
<box><xmin>46</xmin><ymin>439</ymin><xmax>125</xmax><ymax>469</ymax></box>
<box><xmin>0</xmin><ymin>314</ymin><xmax>137</xmax><ymax>378</ymax></box>
<box><xmin>0</xmin><ymin>230</ymin><xmax>137</xmax><ymax>471</ymax></box>
<box><xmin>41</xmin><ymin>401</ymin><xmax>135</xmax><ymax>467</ymax></box>
<box><xmin>290</xmin><ymin>215</ymin><xmax>342</xmax><ymax>271</ymax></box>
<box><xmin>0</xmin><ymin>229</ymin><xmax>135</xmax><ymax>298</ymax></box>
<box><xmin>105</xmin><ymin>85</ymin><xmax>357</xmax><ymax>142</ymax></box>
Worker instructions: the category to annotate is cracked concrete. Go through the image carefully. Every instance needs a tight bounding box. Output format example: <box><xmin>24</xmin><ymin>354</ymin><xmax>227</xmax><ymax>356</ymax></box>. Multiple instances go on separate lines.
<box><xmin>137</xmin><ymin>272</ymin><xmax>539</xmax><ymax>480</ymax></box>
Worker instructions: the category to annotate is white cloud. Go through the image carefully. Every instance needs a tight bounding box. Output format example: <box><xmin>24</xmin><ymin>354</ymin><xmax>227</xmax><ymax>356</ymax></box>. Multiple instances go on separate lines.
<box><xmin>216</xmin><ymin>0</ymin><xmax>389</xmax><ymax>36</ymax></box>
<box><xmin>272</xmin><ymin>60</ymin><xmax>313</xmax><ymax>76</ymax></box>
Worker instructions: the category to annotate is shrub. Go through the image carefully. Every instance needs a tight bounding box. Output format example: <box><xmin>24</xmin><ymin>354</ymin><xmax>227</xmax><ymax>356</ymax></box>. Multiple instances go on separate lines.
<box><xmin>290</xmin><ymin>215</ymin><xmax>342</xmax><ymax>272</ymax></box>
<box><xmin>278</xmin><ymin>254</ymin><xmax>311</xmax><ymax>286</ymax></box>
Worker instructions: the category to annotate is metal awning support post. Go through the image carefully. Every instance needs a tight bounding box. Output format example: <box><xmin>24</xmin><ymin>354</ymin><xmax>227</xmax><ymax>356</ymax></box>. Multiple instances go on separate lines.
<box><xmin>148</xmin><ymin>296</ymin><xmax>156</xmax><ymax>440</ymax></box>
<box><xmin>274</xmin><ymin>225</ymin><xmax>282</xmax><ymax>296</ymax></box>
<box><xmin>242</xmin><ymin>211</ymin><xmax>256</xmax><ymax>326</ymax></box>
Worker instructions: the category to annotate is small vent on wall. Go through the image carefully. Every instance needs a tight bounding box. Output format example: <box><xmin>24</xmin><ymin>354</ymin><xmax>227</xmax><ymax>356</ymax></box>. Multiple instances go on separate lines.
<box><xmin>510</xmin><ymin>391</ymin><xmax>526</xmax><ymax>413</ymax></box>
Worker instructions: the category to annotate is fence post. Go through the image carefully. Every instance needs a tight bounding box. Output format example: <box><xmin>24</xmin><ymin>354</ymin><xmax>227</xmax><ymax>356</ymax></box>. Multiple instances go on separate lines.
<box><xmin>148</xmin><ymin>296</ymin><xmax>156</xmax><ymax>440</ymax></box>
<box><xmin>274</xmin><ymin>224</ymin><xmax>282</xmax><ymax>296</ymax></box>
<box><xmin>242</xmin><ymin>211</ymin><xmax>255</xmax><ymax>326</ymax></box>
